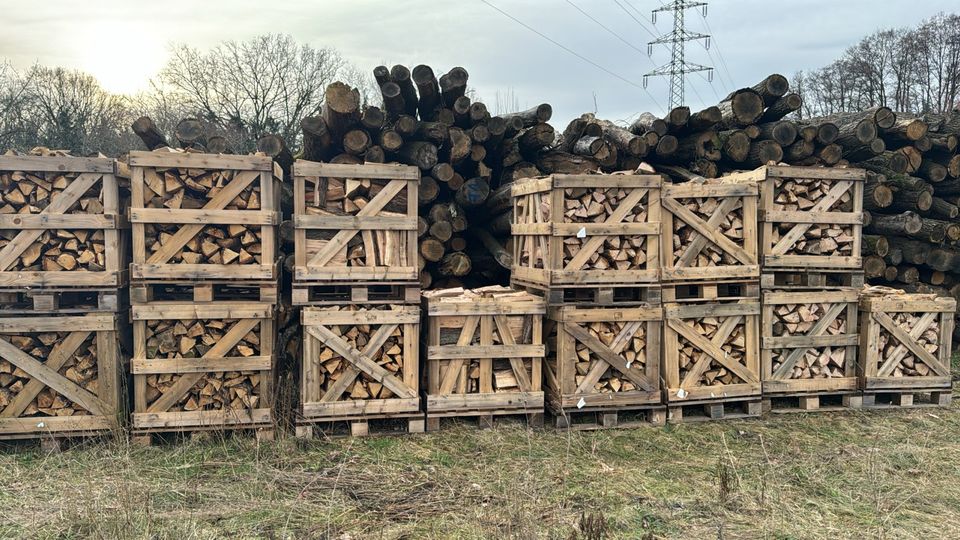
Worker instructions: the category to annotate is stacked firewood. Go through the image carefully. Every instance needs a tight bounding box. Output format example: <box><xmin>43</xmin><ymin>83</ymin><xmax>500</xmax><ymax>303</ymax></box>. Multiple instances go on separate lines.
<box><xmin>141</xmin><ymin>160</ymin><xmax>265</xmax><ymax>266</ymax></box>
<box><xmin>562</xmin><ymin>185</ymin><xmax>651</xmax><ymax>271</ymax></box>
<box><xmin>0</xmin><ymin>148</ymin><xmax>111</xmax><ymax>272</ymax></box>
<box><xmin>770</xmin><ymin>303</ymin><xmax>848</xmax><ymax>379</ymax></box>
<box><xmin>769</xmin><ymin>176</ymin><xmax>857</xmax><ymax>258</ymax></box>
<box><xmin>878</xmin><ymin>312</ymin><xmax>942</xmax><ymax>377</ymax></box>
<box><xmin>0</xmin><ymin>332</ymin><xmax>98</xmax><ymax>415</ymax></box>
<box><xmin>313</xmin><ymin>307</ymin><xmax>406</xmax><ymax>401</ymax></box>
<box><xmin>299</xmin><ymin>65</ymin><xmax>558</xmax><ymax>289</ymax></box>
<box><xmin>677</xmin><ymin>319</ymin><xmax>748</xmax><ymax>386</ymax></box>
<box><xmin>142</xmin><ymin>318</ymin><xmax>263</xmax><ymax>411</ymax></box>
<box><xmin>564</xmin><ymin>76</ymin><xmax>960</xmax><ymax>342</ymax></box>
<box><xmin>573</xmin><ymin>321</ymin><xmax>648</xmax><ymax>393</ymax></box>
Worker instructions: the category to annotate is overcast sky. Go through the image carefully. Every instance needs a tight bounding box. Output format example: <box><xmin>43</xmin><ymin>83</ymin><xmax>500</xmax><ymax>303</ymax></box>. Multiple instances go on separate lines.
<box><xmin>2</xmin><ymin>0</ymin><xmax>957</xmax><ymax>126</ymax></box>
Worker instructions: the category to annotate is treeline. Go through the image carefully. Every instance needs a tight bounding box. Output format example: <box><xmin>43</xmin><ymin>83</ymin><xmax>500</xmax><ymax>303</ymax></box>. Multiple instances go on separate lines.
<box><xmin>0</xmin><ymin>34</ymin><xmax>373</xmax><ymax>157</ymax></box>
<box><xmin>795</xmin><ymin>13</ymin><xmax>960</xmax><ymax>118</ymax></box>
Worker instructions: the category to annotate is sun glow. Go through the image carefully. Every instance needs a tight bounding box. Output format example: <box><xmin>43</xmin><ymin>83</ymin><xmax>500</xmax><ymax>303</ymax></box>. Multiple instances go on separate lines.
<box><xmin>77</xmin><ymin>22</ymin><xmax>167</xmax><ymax>95</ymax></box>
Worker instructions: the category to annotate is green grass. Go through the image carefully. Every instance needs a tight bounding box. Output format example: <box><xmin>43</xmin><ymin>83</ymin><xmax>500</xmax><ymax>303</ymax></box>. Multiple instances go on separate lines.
<box><xmin>1</xmin><ymin>362</ymin><xmax>959</xmax><ymax>539</ymax></box>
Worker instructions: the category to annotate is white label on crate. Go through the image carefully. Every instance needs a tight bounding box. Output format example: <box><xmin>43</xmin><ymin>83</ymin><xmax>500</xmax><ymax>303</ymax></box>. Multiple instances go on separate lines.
<box><xmin>576</xmin><ymin>227</ymin><xmax>587</xmax><ymax>238</ymax></box>
<box><xmin>625</xmin><ymin>361</ymin><xmax>633</xmax><ymax>370</ymax></box>
<box><xmin>36</xmin><ymin>421</ymin><xmax>45</xmax><ymax>428</ymax></box>
<box><xmin>676</xmin><ymin>389</ymin><xmax>688</xmax><ymax>399</ymax></box>
<box><xmin>577</xmin><ymin>397</ymin><xmax>586</xmax><ymax>409</ymax></box>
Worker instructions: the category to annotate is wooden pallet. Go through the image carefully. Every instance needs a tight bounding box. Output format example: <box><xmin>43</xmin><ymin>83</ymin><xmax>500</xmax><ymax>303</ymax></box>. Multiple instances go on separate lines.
<box><xmin>660</xmin><ymin>178</ymin><xmax>759</xmax><ymax>283</ymax></box>
<box><xmin>550</xmin><ymin>405</ymin><xmax>666</xmax><ymax>430</ymax></box>
<box><xmin>761</xmin><ymin>289</ymin><xmax>859</xmax><ymax>396</ymax></box>
<box><xmin>761</xmin><ymin>270</ymin><xmax>864</xmax><ymax>290</ymax></box>
<box><xmin>510</xmin><ymin>173</ymin><xmax>662</xmax><ymax>290</ymax></box>
<box><xmin>734</xmin><ymin>165</ymin><xmax>866</xmax><ymax>272</ymax></box>
<box><xmin>129</xmin><ymin>151</ymin><xmax>282</xmax><ymax>282</ymax></box>
<box><xmin>130</xmin><ymin>302</ymin><xmax>276</xmax><ymax>434</ymax></box>
<box><xmin>860</xmin><ymin>389</ymin><xmax>953</xmax><ymax>409</ymax></box>
<box><xmin>131</xmin><ymin>279</ymin><xmax>278</xmax><ymax>304</ymax></box>
<box><xmin>424</xmin><ymin>286</ymin><xmax>546</xmax><ymax>421</ymax></box>
<box><xmin>661</xmin><ymin>279</ymin><xmax>759</xmax><ymax>303</ymax></box>
<box><xmin>663</xmin><ymin>300</ymin><xmax>762</xmax><ymax>403</ymax></box>
<box><xmin>132</xmin><ymin>423</ymin><xmax>275</xmax><ymax>446</ymax></box>
<box><xmin>0</xmin><ymin>154</ymin><xmax>127</xmax><ymax>290</ymax></box>
<box><xmin>0</xmin><ymin>429</ymin><xmax>122</xmax><ymax>452</ymax></box>
<box><xmin>545</xmin><ymin>305</ymin><xmax>663</xmax><ymax>414</ymax></box>
<box><xmin>0</xmin><ymin>313</ymin><xmax>125</xmax><ymax>443</ymax></box>
<box><xmin>667</xmin><ymin>398</ymin><xmax>762</xmax><ymax>423</ymax></box>
<box><xmin>510</xmin><ymin>279</ymin><xmax>660</xmax><ymax>305</ymax></box>
<box><xmin>300</xmin><ymin>305</ymin><xmax>421</xmax><ymax>424</ymax></box>
<box><xmin>859</xmin><ymin>292</ymin><xmax>955</xmax><ymax>392</ymax></box>
<box><xmin>293</xmin><ymin>161</ymin><xmax>419</xmax><ymax>284</ymax></box>
<box><xmin>296</xmin><ymin>413</ymin><xmax>426</xmax><ymax>438</ymax></box>
<box><xmin>762</xmin><ymin>392</ymin><xmax>863</xmax><ymax>413</ymax></box>
<box><xmin>426</xmin><ymin>410</ymin><xmax>544</xmax><ymax>431</ymax></box>
<box><xmin>0</xmin><ymin>287</ymin><xmax>125</xmax><ymax>313</ymax></box>
<box><xmin>292</xmin><ymin>281</ymin><xmax>420</xmax><ymax>305</ymax></box>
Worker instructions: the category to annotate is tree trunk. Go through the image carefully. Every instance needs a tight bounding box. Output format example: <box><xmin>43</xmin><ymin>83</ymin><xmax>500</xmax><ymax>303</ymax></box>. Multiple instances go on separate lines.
<box><xmin>132</xmin><ymin>116</ymin><xmax>169</xmax><ymax>150</ymax></box>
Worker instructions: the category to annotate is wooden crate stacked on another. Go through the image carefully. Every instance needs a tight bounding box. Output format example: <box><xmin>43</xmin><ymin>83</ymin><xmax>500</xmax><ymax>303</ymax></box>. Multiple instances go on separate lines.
<box><xmin>292</xmin><ymin>161</ymin><xmax>420</xmax><ymax>305</ymax></box>
<box><xmin>296</xmin><ymin>305</ymin><xmax>422</xmax><ymax>437</ymax></box>
<box><xmin>510</xmin><ymin>173</ymin><xmax>662</xmax><ymax>305</ymax></box>
<box><xmin>510</xmin><ymin>172</ymin><xmax>667</xmax><ymax>429</ymax></box>
<box><xmin>858</xmin><ymin>287</ymin><xmax>955</xmax><ymax>408</ymax></box>
<box><xmin>740</xmin><ymin>165</ymin><xmax>866</xmax><ymax>289</ymax></box>
<box><xmin>761</xmin><ymin>289</ymin><xmax>861</xmax><ymax>412</ymax></box>
<box><xmin>660</xmin><ymin>178</ymin><xmax>760</xmax><ymax>303</ymax></box>
<box><xmin>0</xmin><ymin>150</ymin><xmax>129</xmax><ymax>447</ymax></box>
<box><xmin>128</xmin><ymin>149</ymin><xmax>281</xmax><ymax>443</ymax></box>
<box><xmin>423</xmin><ymin>286</ymin><xmax>545</xmax><ymax>430</ymax></box>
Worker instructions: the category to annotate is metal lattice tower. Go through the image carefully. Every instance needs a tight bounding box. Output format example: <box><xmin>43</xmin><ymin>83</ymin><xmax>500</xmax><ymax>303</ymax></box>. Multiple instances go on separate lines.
<box><xmin>643</xmin><ymin>0</ymin><xmax>714</xmax><ymax>110</ymax></box>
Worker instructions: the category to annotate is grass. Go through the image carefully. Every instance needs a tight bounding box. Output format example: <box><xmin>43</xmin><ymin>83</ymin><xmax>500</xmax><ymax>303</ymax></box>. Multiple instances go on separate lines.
<box><xmin>1</xmin><ymin>357</ymin><xmax>958</xmax><ymax>539</ymax></box>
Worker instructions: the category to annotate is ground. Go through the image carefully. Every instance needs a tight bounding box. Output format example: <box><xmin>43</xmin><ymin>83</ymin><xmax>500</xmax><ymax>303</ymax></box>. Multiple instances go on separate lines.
<box><xmin>1</xmin><ymin>357</ymin><xmax>958</xmax><ymax>539</ymax></box>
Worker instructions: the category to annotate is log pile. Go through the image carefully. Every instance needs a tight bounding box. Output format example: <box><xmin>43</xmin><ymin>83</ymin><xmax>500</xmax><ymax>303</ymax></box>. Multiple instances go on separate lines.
<box><xmin>770</xmin><ymin>303</ymin><xmax>848</xmax><ymax>379</ymax></box>
<box><xmin>299</xmin><ymin>65</ymin><xmax>560</xmax><ymax>289</ymax></box>
<box><xmin>142</xmin><ymin>318</ymin><xmax>263</xmax><ymax>411</ymax></box>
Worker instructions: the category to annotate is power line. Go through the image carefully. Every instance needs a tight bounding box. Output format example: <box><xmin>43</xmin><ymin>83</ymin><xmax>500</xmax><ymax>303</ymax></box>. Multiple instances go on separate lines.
<box><xmin>565</xmin><ymin>0</ymin><xmax>650</xmax><ymax>58</ymax></box>
<box><xmin>478</xmin><ymin>0</ymin><xmax>664</xmax><ymax>111</ymax></box>
<box><xmin>699</xmin><ymin>11</ymin><xmax>737</xmax><ymax>89</ymax></box>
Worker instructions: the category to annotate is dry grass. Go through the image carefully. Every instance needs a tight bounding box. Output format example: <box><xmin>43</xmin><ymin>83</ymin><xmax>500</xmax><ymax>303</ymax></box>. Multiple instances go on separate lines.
<box><xmin>1</xmin><ymin>357</ymin><xmax>958</xmax><ymax>539</ymax></box>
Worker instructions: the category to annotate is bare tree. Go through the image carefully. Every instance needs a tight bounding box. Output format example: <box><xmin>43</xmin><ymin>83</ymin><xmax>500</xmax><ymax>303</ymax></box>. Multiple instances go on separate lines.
<box><xmin>0</xmin><ymin>63</ymin><xmax>34</xmax><ymax>151</ymax></box>
<box><xmin>22</xmin><ymin>66</ymin><xmax>133</xmax><ymax>156</ymax></box>
<box><xmin>157</xmin><ymin>34</ymin><xmax>369</xmax><ymax>152</ymax></box>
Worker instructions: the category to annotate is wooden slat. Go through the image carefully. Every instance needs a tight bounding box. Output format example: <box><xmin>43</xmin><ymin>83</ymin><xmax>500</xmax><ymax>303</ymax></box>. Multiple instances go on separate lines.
<box><xmin>0</xmin><ymin>155</ymin><xmax>114</xmax><ymax>173</ymax></box>
<box><xmin>0</xmin><ymin>214</ymin><xmax>119</xmax><ymax>228</ymax></box>
<box><xmin>129</xmin><ymin>151</ymin><xmax>272</xmax><ymax>171</ymax></box>
<box><xmin>130</xmin><ymin>208</ymin><xmax>279</xmax><ymax>225</ymax></box>
<box><xmin>131</xmin><ymin>356</ymin><xmax>273</xmax><ymax>374</ymax></box>
<box><xmin>295</xmin><ymin>215</ymin><xmax>417</xmax><ymax>230</ymax></box>
<box><xmin>293</xmin><ymin>160</ymin><xmax>420</xmax><ymax>180</ymax></box>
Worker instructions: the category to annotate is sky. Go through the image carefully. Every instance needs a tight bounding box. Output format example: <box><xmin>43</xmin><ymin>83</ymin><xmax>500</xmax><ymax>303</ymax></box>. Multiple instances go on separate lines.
<box><xmin>2</xmin><ymin>0</ymin><xmax>957</xmax><ymax>126</ymax></box>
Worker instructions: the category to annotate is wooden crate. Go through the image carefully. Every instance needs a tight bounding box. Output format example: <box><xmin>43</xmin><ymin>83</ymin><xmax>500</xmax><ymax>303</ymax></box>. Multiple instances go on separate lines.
<box><xmin>735</xmin><ymin>165</ymin><xmax>865</xmax><ymax>272</ymax></box>
<box><xmin>297</xmin><ymin>305</ymin><xmax>421</xmax><ymax>435</ymax></box>
<box><xmin>510</xmin><ymin>173</ymin><xmax>662</xmax><ymax>294</ymax></box>
<box><xmin>660</xmin><ymin>179</ymin><xmax>759</xmax><ymax>282</ymax></box>
<box><xmin>0</xmin><ymin>313</ymin><xmax>124</xmax><ymax>443</ymax></box>
<box><xmin>292</xmin><ymin>161</ymin><xmax>419</xmax><ymax>297</ymax></box>
<box><xmin>0</xmin><ymin>154</ymin><xmax>126</xmax><ymax>296</ymax></box>
<box><xmin>129</xmin><ymin>151</ymin><xmax>282</xmax><ymax>282</ymax></box>
<box><xmin>423</xmin><ymin>286</ymin><xmax>545</xmax><ymax>427</ymax></box>
<box><xmin>130</xmin><ymin>302</ymin><xmax>275</xmax><ymax>440</ymax></box>
<box><xmin>761</xmin><ymin>289</ymin><xmax>860</xmax><ymax>396</ymax></box>
<box><xmin>859</xmin><ymin>291</ymin><xmax>955</xmax><ymax>392</ymax></box>
<box><xmin>545</xmin><ymin>304</ymin><xmax>663</xmax><ymax>417</ymax></box>
<box><xmin>663</xmin><ymin>300</ymin><xmax>761</xmax><ymax>403</ymax></box>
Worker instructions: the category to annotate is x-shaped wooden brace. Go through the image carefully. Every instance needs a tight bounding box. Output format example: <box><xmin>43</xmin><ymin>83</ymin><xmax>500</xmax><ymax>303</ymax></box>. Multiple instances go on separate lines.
<box><xmin>437</xmin><ymin>315</ymin><xmax>534</xmax><ymax>394</ymax></box>
<box><xmin>0</xmin><ymin>331</ymin><xmax>108</xmax><ymax>417</ymax></box>
<box><xmin>0</xmin><ymin>173</ymin><xmax>101</xmax><ymax>271</ymax></box>
<box><xmin>771</xmin><ymin>180</ymin><xmax>852</xmax><ymax>255</ymax></box>
<box><xmin>875</xmin><ymin>312</ymin><xmax>950</xmax><ymax>378</ymax></box>
<box><xmin>670</xmin><ymin>316</ymin><xmax>757</xmax><ymax>388</ymax></box>
<box><xmin>146</xmin><ymin>318</ymin><xmax>260</xmax><ymax>413</ymax></box>
<box><xmin>306</xmin><ymin>179</ymin><xmax>407</xmax><ymax>268</ymax></box>
<box><xmin>308</xmin><ymin>323</ymin><xmax>417</xmax><ymax>401</ymax></box>
<box><xmin>565</xmin><ymin>322</ymin><xmax>655</xmax><ymax>393</ymax></box>
<box><xmin>662</xmin><ymin>196</ymin><xmax>754</xmax><ymax>268</ymax></box>
<box><xmin>564</xmin><ymin>187</ymin><xmax>648</xmax><ymax>271</ymax></box>
<box><xmin>771</xmin><ymin>303</ymin><xmax>847</xmax><ymax>379</ymax></box>
<box><xmin>146</xmin><ymin>170</ymin><xmax>260</xmax><ymax>265</ymax></box>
